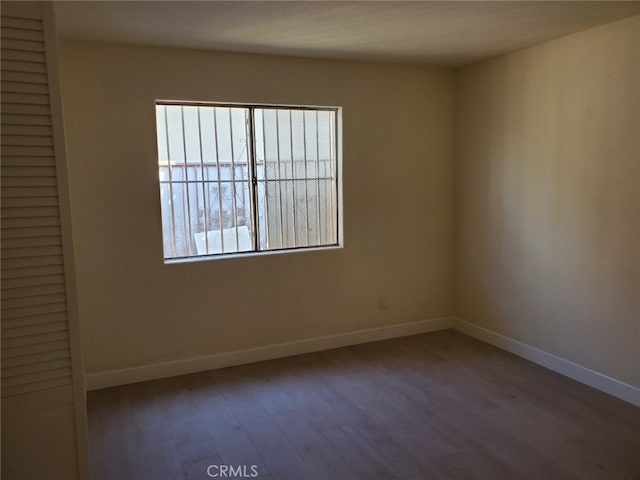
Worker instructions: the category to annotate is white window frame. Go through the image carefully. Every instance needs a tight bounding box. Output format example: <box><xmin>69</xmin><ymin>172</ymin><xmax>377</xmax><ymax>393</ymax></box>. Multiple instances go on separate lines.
<box><xmin>155</xmin><ymin>101</ymin><xmax>343</xmax><ymax>263</ymax></box>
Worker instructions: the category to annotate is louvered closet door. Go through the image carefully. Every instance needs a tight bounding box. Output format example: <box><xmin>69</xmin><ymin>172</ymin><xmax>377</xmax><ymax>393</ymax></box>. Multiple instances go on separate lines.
<box><xmin>1</xmin><ymin>2</ymin><xmax>72</xmax><ymax>401</ymax></box>
<box><xmin>1</xmin><ymin>2</ymin><xmax>87</xmax><ymax>479</ymax></box>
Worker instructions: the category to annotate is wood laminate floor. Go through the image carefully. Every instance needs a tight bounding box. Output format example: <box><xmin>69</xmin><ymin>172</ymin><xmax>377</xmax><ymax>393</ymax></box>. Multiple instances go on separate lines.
<box><xmin>88</xmin><ymin>330</ymin><xmax>640</xmax><ymax>480</ymax></box>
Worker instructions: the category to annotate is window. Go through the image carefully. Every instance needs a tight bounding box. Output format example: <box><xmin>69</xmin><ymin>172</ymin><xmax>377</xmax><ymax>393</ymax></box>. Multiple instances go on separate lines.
<box><xmin>155</xmin><ymin>102</ymin><xmax>341</xmax><ymax>261</ymax></box>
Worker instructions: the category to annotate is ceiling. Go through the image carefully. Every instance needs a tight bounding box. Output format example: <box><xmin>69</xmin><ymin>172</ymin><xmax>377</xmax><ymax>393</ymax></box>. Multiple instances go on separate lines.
<box><xmin>54</xmin><ymin>1</ymin><xmax>640</xmax><ymax>67</ymax></box>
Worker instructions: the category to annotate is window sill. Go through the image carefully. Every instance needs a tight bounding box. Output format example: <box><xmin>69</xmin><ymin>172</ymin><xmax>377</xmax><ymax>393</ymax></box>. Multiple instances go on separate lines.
<box><xmin>163</xmin><ymin>244</ymin><xmax>343</xmax><ymax>265</ymax></box>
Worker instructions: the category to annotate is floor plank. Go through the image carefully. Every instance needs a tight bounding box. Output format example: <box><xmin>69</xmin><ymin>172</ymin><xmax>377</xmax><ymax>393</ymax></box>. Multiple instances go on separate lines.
<box><xmin>87</xmin><ymin>329</ymin><xmax>640</xmax><ymax>480</ymax></box>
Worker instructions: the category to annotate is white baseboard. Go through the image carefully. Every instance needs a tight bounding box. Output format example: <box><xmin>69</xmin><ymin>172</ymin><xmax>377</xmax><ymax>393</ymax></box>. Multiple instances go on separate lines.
<box><xmin>85</xmin><ymin>315</ymin><xmax>640</xmax><ymax>407</ymax></box>
<box><xmin>85</xmin><ymin>316</ymin><xmax>454</xmax><ymax>390</ymax></box>
<box><xmin>454</xmin><ymin>318</ymin><xmax>640</xmax><ymax>407</ymax></box>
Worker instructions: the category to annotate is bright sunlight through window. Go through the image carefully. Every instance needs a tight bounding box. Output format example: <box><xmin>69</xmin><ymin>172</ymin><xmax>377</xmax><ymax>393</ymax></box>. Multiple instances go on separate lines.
<box><xmin>155</xmin><ymin>102</ymin><xmax>341</xmax><ymax>261</ymax></box>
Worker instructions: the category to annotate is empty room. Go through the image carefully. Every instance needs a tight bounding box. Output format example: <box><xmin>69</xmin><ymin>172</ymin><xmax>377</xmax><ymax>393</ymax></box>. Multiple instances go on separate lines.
<box><xmin>1</xmin><ymin>1</ymin><xmax>639</xmax><ymax>479</ymax></box>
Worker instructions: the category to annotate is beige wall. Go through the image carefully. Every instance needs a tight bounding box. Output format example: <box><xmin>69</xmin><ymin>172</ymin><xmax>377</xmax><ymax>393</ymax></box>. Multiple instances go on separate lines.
<box><xmin>455</xmin><ymin>16</ymin><xmax>640</xmax><ymax>386</ymax></box>
<box><xmin>57</xmin><ymin>41</ymin><xmax>455</xmax><ymax>375</ymax></box>
<box><xmin>2</xmin><ymin>402</ymin><xmax>79</xmax><ymax>479</ymax></box>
